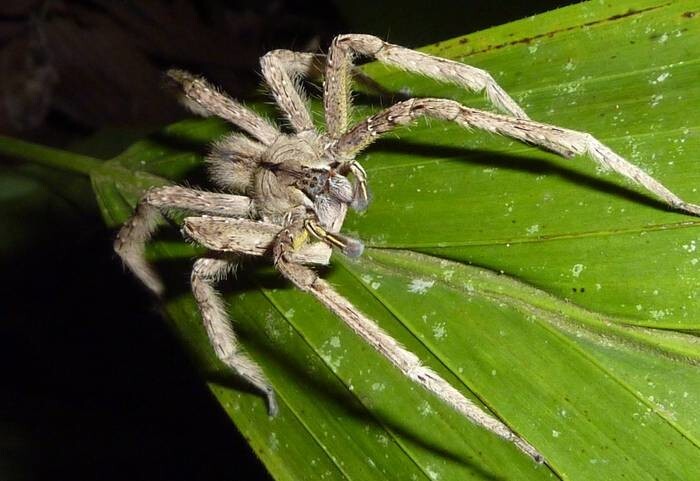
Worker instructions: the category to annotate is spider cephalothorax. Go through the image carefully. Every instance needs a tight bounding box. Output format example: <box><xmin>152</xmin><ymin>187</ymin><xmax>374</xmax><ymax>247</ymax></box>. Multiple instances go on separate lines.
<box><xmin>115</xmin><ymin>34</ymin><xmax>700</xmax><ymax>464</ymax></box>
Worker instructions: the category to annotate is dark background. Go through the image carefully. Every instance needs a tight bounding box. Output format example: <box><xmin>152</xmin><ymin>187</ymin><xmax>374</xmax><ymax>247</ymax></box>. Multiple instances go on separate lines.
<box><xmin>0</xmin><ymin>1</ymin><xmax>573</xmax><ymax>480</ymax></box>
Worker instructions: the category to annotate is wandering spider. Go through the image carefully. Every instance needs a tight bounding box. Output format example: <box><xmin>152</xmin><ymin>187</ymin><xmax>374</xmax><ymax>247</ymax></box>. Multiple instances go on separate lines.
<box><xmin>114</xmin><ymin>34</ymin><xmax>700</xmax><ymax>464</ymax></box>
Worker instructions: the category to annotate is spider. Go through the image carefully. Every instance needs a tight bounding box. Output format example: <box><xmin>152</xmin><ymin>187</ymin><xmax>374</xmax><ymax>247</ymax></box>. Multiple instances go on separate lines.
<box><xmin>114</xmin><ymin>34</ymin><xmax>700</xmax><ymax>464</ymax></box>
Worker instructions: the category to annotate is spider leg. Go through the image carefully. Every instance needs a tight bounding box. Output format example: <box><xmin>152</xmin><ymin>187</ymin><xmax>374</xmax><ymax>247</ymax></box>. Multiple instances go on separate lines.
<box><xmin>114</xmin><ymin>187</ymin><xmax>253</xmax><ymax>295</ymax></box>
<box><xmin>336</xmin><ymin>98</ymin><xmax>700</xmax><ymax>216</ymax></box>
<box><xmin>323</xmin><ymin>34</ymin><xmax>528</xmax><ymax>139</ymax></box>
<box><xmin>271</xmin><ymin>226</ymin><xmax>543</xmax><ymax>462</ymax></box>
<box><xmin>182</xmin><ymin>215</ymin><xmax>334</xmax><ymax>265</ymax></box>
<box><xmin>191</xmin><ymin>255</ymin><xmax>278</xmax><ymax>416</ymax></box>
<box><xmin>260</xmin><ymin>50</ymin><xmax>323</xmax><ymax>133</ymax></box>
<box><xmin>166</xmin><ymin>69</ymin><xmax>280</xmax><ymax>145</ymax></box>
<box><xmin>184</xmin><ymin>216</ymin><xmax>366</xmax><ymax>416</ymax></box>
<box><xmin>259</xmin><ymin>49</ymin><xmax>406</xmax><ymax>135</ymax></box>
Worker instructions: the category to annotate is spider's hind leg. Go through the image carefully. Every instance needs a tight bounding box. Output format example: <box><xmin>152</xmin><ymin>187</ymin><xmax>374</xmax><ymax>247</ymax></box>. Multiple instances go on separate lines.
<box><xmin>191</xmin><ymin>255</ymin><xmax>278</xmax><ymax>416</ymax></box>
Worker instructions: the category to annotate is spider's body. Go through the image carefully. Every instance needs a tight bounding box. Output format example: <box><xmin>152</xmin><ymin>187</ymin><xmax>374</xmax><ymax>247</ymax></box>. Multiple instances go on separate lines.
<box><xmin>115</xmin><ymin>34</ymin><xmax>700</xmax><ymax>464</ymax></box>
<box><xmin>172</xmin><ymin>66</ymin><xmax>366</xmax><ymax>249</ymax></box>
<box><xmin>247</xmin><ymin>132</ymin><xmax>355</xmax><ymax>235</ymax></box>
<box><xmin>213</xmin><ymin>129</ymin><xmax>350</xmax><ymax>229</ymax></box>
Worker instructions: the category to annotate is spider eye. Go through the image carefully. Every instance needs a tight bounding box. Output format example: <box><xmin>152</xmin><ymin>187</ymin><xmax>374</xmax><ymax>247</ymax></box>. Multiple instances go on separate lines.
<box><xmin>299</xmin><ymin>168</ymin><xmax>330</xmax><ymax>196</ymax></box>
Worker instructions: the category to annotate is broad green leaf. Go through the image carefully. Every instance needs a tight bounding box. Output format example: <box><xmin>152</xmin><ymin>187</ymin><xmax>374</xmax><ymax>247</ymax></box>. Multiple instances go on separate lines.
<box><xmin>3</xmin><ymin>1</ymin><xmax>700</xmax><ymax>479</ymax></box>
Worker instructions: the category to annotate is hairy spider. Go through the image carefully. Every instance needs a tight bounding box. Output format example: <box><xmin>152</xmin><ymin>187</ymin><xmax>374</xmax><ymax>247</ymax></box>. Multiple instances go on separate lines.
<box><xmin>115</xmin><ymin>34</ymin><xmax>700</xmax><ymax>464</ymax></box>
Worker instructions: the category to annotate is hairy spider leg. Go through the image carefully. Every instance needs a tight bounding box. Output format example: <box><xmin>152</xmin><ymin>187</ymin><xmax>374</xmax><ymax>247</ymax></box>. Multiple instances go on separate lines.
<box><xmin>115</xmin><ymin>186</ymin><xmax>253</xmax><ymax>295</ymax></box>
<box><xmin>191</xmin><ymin>255</ymin><xmax>278</xmax><ymax>416</ymax></box>
<box><xmin>323</xmin><ymin>33</ymin><xmax>529</xmax><ymax>140</ymax></box>
<box><xmin>272</xmin><ymin>225</ymin><xmax>543</xmax><ymax>462</ymax></box>
<box><xmin>167</xmin><ymin>69</ymin><xmax>280</xmax><ymax>145</ymax></box>
<box><xmin>336</xmin><ymin>98</ymin><xmax>700</xmax><ymax>216</ymax></box>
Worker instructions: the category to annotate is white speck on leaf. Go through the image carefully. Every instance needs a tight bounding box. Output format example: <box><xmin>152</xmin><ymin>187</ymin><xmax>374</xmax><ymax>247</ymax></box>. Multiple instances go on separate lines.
<box><xmin>371</xmin><ymin>382</ymin><xmax>385</xmax><ymax>392</ymax></box>
<box><xmin>649</xmin><ymin>309</ymin><xmax>672</xmax><ymax>320</ymax></box>
<box><xmin>419</xmin><ymin>400</ymin><xmax>434</xmax><ymax>416</ymax></box>
<box><xmin>650</xmin><ymin>71</ymin><xmax>670</xmax><ymax>84</ymax></box>
<box><xmin>376</xmin><ymin>433</ymin><xmax>389</xmax><ymax>446</ymax></box>
<box><xmin>682</xmin><ymin>240</ymin><xmax>697</xmax><ymax>253</ymax></box>
<box><xmin>269</xmin><ymin>432</ymin><xmax>280</xmax><ymax>451</ymax></box>
<box><xmin>408</xmin><ymin>278</ymin><xmax>435</xmax><ymax>294</ymax></box>
<box><xmin>571</xmin><ymin>264</ymin><xmax>585</xmax><ymax>278</ymax></box>
<box><xmin>526</xmin><ymin>224</ymin><xmax>540</xmax><ymax>235</ymax></box>
<box><xmin>426</xmin><ymin>465</ymin><xmax>441</xmax><ymax>480</ymax></box>
<box><xmin>432</xmin><ymin>322</ymin><xmax>447</xmax><ymax>340</ymax></box>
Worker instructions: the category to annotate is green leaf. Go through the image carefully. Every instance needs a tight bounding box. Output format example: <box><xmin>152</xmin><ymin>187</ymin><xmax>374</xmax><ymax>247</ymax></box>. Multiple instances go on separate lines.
<box><xmin>4</xmin><ymin>1</ymin><xmax>700</xmax><ymax>479</ymax></box>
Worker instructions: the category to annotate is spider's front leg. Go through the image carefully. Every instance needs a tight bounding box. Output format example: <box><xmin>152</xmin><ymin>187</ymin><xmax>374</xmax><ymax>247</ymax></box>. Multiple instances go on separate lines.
<box><xmin>258</xmin><ymin>49</ymin><xmax>399</xmax><ymax>136</ymax></box>
<box><xmin>259</xmin><ymin>50</ymin><xmax>322</xmax><ymax>133</ymax></box>
<box><xmin>115</xmin><ymin>186</ymin><xmax>253</xmax><ymax>295</ymax></box>
<box><xmin>336</xmin><ymin>98</ymin><xmax>700</xmax><ymax>216</ymax></box>
<box><xmin>166</xmin><ymin>69</ymin><xmax>280</xmax><ymax>145</ymax></box>
<box><xmin>323</xmin><ymin>33</ymin><xmax>528</xmax><ymax>140</ymax></box>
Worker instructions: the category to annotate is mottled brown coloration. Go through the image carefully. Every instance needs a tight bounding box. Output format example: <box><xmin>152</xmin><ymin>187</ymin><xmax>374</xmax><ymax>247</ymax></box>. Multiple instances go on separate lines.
<box><xmin>116</xmin><ymin>34</ymin><xmax>700</xmax><ymax>465</ymax></box>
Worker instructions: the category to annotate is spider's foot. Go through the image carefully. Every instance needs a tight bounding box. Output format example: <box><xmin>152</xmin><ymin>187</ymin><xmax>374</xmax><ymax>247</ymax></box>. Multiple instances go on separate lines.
<box><xmin>513</xmin><ymin>436</ymin><xmax>545</xmax><ymax>464</ymax></box>
<box><xmin>114</xmin><ymin>244</ymin><xmax>165</xmax><ymax>297</ymax></box>
<box><xmin>239</xmin><ymin>375</ymin><xmax>278</xmax><ymax>416</ymax></box>
<box><xmin>143</xmin><ymin>276</ymin><xmax>166</xmax><ymax>298</ymax></box>
<box><xmin>264</xmin><ymin>387</ymin><xmax>279</xmax><ymax>417</ymax></box>
<box><xmin>130</xmin><ymin>263</ymin><xmax>165</xmax><ymax>297</ymax></box>
<box><xmin>677</xmin><ymin>201</ymin><xmax>700</xmax><ymax>216</ymax></box>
